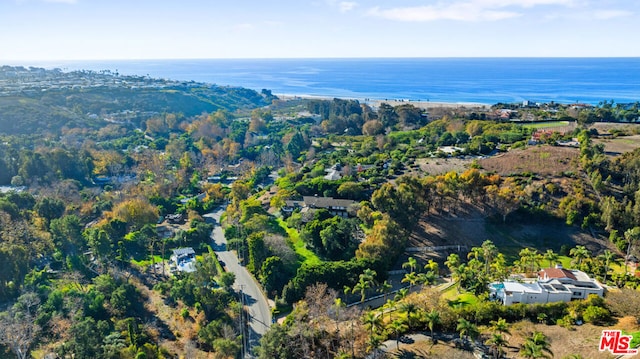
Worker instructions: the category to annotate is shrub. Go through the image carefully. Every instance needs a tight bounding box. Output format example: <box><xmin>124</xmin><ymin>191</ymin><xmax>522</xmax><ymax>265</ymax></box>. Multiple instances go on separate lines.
<box><xmin>181</xmin><ymin>307</ymin><xmax>190</xmax><ymax>319</ymax></box>
<box><xmin>582</xmin><ymin>305</ymin><xmax>611</xmax><ymax>325</ymax></box>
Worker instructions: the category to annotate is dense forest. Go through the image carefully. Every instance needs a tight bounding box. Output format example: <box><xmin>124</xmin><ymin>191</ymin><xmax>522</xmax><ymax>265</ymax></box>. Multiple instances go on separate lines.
<box><xmin>2</xmin><ymin>66</ymin><xmax>640</xmax><ymax>358</ymax></box>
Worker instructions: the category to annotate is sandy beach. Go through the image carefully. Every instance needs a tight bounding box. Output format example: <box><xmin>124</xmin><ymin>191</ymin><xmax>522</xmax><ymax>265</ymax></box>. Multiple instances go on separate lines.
<box><xmin>276</xmin><ymin>94</ymin><xmax>489</xmax><ymax>110</ymax></box>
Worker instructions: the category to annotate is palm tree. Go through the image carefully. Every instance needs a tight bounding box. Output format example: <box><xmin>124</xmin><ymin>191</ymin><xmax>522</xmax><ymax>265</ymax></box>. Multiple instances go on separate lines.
<box><xmin>379</xmin><ymin>280</ymin><xmax>392</xmax><ymax>303</ymax></box>
<box><xmin>569</xmin><ymin>245</ymin><xmax>590</xmax><ymax>269</ymax></box>
<box><xmin>394</xmin><ymin>288</ymin><xmax>408</xmax><ymax>301</ymax></box>
<box><xmin>423</xmin><ymin>309</ymin><xmax>440</xmax><ymax>342</ymax></box>
<box><xmin>399</xmin><ymin>302</ymin><xmax>419</xmax><ymax>330</ymax></box>
<box><xmin>402</xmin><ymin>256</ymin><xmax>418</xmax><ymax>274</ymax></box>
<box><xmin>389</xmin><ymin>319</ymin><xmax>408</xmax><ymax>350</ymax></box>
<box><xmin>352</xmin><ymin>268</ymin><xmax>377</xmax><ymax>303</ymax></box>
<box><xmin>481</xmin><ymin>240</ymin><xmax>498</xmax><ymax>274</ymax></box>
<box><xmin>543</xmin><ymin>249</ymin><xmax>559</xmax><ymax>268</ymax></box>
<box><xmin>485</xmin><ymin>333</ymin><xmax>507</xmax><ymax>359</ymax></box>
<box><xmin>520</xmin><ymin>331</ymin><xmax>553</xmax><ymax>359</ymax></box>
<box><xmin>624</xmin><ymin>227</ymin><xmax>640</xmax><ymax>274</ymax></box>
<box><xmin>362</xmin><ymin>310</ymin><xmax>382</xmax><ymax>338</ymax></box>
<box><xmin>599</xmin><ymin>249</ymin><xmax>615</xmax><ymax>283</ymax></box>
<box><xmin>418</xmin><ymin>270</ymin><xmax>437</xmax><ymax>287</ymax></box>
<box><xmin>489</xmin><ymin>317</ymin><xmax>510</xmax><ymax>339</ymax></box>
<box><xmin>520</xmin><ymin>341</ymin><xmax>545</xmax><ymax>359</ymax></box>
<box><xmin>456</xmin><ymin>318</ymin><xmax>479</xmax><ymax>345</ymax></box>
<box><xmin>468</xmin><ymin>247</ymin><xmax>483</xmax><ymax>261</ymax></box>
<box><xmin>402</xmin><ymin>271</ymin><xmax>418</xmax><ymax>291</ymax></box>
<box><xmin>530</xmin><ymin>331</ymin><xmax>552</xmax><ymax>356</ymax></box>
<box><xmin>519</xmin><ymin>248</ymin><xmax>541</xmax><ymax>275</ymax></box>
<box><xmin>424</xmin><ymin>259</ymin><xmax>439</xmax><ymax>274</ymax></box>
<box><xmin>445</xmin><ymin>253</ymin><xmax>461</xmax><ymax>273</ymax></box>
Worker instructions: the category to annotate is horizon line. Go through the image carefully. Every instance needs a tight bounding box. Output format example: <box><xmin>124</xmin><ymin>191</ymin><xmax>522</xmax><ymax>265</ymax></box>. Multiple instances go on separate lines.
<box><xmin>3</xmin><ymin>55</ymin><xmax>640</xmax><ymax>64</ymax></box>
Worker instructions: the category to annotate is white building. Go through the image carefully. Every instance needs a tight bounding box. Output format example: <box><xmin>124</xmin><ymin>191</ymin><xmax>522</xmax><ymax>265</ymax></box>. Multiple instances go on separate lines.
<box><xmin>491</xmin><ymin>266</ymin><xmax>604</xmax><ymax>305</ymax></box>
<box><xmin>170</xmin><ymin>247</ymin><xmax>196</xmax><ymax>273</ymax></box>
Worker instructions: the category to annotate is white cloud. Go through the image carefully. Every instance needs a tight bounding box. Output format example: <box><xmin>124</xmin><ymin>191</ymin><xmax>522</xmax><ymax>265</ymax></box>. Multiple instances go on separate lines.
<box><xmin>339</xmin><ymin>2</ymin><xmax>358</xmax><ymax>13</ymax></box>
<box><xmin>367</xmin><ymin>0</ymin><xmax>581</xmax><ymax>22</ymax></box>
<box><xmin>368</xmin><ymin>5</ymin><xmax>519</xmax><ymax>22</ymax></box>
<box><xmin>325</xmin><ymin>0</ymin><xmax>358</xmax><ymax>13</ymax></box>
<box><xmin>591</xmin><ymin>9</ymin><xmax>633</xmax><ymax>19</ymax></box>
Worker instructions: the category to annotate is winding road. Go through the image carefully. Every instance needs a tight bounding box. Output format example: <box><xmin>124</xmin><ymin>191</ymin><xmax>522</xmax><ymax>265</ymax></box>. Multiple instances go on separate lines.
<box><xmin>204</xmin><ymin>207</ymin><xmax>272</xmax><ymax>357</ymax></box>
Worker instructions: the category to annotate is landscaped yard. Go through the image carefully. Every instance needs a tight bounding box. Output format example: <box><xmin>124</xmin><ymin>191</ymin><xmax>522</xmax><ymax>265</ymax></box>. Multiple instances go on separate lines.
<box><xmin>277</xmin><ymin>218</ymin><xmax>322</xmax><ymax>266</ymax></box>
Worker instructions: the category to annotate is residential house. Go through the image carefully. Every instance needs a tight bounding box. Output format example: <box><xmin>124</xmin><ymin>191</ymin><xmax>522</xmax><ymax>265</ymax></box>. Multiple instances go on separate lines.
<box><xmin>302</xmin><ymin>196</ymin><xmax>356</xmax><ymax>218</ymax></box>
<box><xmin>281</xmin><ymin>196</ymin><xmax>356</xmax><ymax>218</ymax></box>
<box><xmin>170</xmin><ymin>247</ymin><xmax>196</xmax><ymax>273</ymax></box>
<box><xmin>491</xmin><ymin>265</ymin><xmax>604</xmax><ymax>305</ymax></box>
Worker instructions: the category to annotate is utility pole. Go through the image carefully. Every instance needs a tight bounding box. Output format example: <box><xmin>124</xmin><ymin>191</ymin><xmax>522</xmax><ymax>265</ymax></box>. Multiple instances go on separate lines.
<box><xmin>240</xmin><ymin>284</ymin><xmax>246</xmax><ymax>359</ymax></box>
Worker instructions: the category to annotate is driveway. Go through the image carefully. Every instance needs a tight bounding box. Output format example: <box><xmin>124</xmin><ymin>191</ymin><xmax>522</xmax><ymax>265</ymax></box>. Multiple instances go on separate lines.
<box><xmin>205</xmin><ymin>207</ymin><xmax>272</xmax><ymax>357</ymax></box>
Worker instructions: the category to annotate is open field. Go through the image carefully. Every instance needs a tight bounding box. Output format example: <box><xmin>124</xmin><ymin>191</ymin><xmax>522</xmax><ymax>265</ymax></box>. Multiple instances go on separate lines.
<box><xmin>590</xmin><ymin>122</ymin><xmax>640</xmax><ymax>134</ymax></box>
<box><xmin>594</xmin><ymin>134</ymin><xmax>640</xmax><ymax>156</ymax></box>
<box><xmin>521</xmin><ymin>120</ymin><xmax>571</xmax><ymax>129</ymax></box>
<box><xmin>479</xmin><ymin>145</ymin><xmax>579</xmax><ymax>177</ymax></box>
<box><xmin>416</xmin><ymin>156</ymin><xmax>475</xmax><ymax>175</ymax></box>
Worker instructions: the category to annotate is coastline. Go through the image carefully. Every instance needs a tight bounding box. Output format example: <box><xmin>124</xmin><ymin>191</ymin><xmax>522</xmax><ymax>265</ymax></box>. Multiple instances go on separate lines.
<box><xmin>276</xmin><ymin>94</ymin><xmax>490</xmax><ymax>110</ymax></box>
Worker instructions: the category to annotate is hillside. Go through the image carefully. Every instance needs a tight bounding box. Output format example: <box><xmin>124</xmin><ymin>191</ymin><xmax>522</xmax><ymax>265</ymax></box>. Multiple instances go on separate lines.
<box><xmin>0</xmin><ymin>66</ymin><xmax>272</xmax><ymax>135</ymax></box>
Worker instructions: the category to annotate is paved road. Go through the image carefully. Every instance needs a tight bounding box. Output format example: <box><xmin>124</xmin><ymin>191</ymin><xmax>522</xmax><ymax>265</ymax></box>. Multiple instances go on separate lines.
<box><xmin>204</xmin><ymin>207</ymin><xmax>272</xmax><ymax>357</ymax></box>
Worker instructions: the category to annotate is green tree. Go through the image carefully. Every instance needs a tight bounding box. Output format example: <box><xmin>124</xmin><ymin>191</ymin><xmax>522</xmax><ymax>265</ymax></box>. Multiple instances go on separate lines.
<box><xmin>399</xmin><ymin>302</ymin><xmax>419</xmax><ymax>330</ymax></box>
<box><xmin>389</xmin><ymin>319</ymin><xmax>408</xmax><ymax>350</ymax></box>
<box><xmin>50</xmin><ymin>214</ymin><xmax>84</xmax><ymax>255</ymax></box>
<box><xmin>34</xmin><ymin>196</ymin><xmax>65</xmax><ymax>224</ymax></box>
<box><xmin>599</xmin><ymin>250</ymin><xmax>615</xmax><ymax>283</ymax></box>
<box><xmin>351</xmin><ymin>269</ymin><xmax>376</xmax><ymax>303</ymax></box>
<box><xmin>489</xmin><ymin>317</ymin><xmax>510</xmax><ymax>339</ymax></box>
<box><xmin>485</xmin><ymin>333</ymin><xmax>508</xmax><ymax>359</ymax></box>
<box><xmin>624</xmin><ymin>227</ymin><xmax>640</xmax><ymax>274</ymax></box>
<box><xmin>401</xmin><ymin>271</ymin><xmax>419</xmax><ymax>291</ymax></box>
<box><xmin>569</xmin><ymin>245</ymin><xmax>590</xmax><ymax>269</ymax></box>
<box><xmin>402</xmin><ymin>256</ymin><xmax>418</xmax><ymax>274</ymax></box>
<box><xmin>379</xmin><ymin>280</ymin><xmax>393</xmax><ymax>303</ymax></box>
<box><xmin>456</xmin><ymin>318</ymin><xmax>478</xmax><ymax>344</ymax></box>
<box><xmin>520</xmin><ymin>331</ymin><xmax>553</xmax><ymax>359</ymax></box>
<box><xmin>543</xmin><ymin>249</ymin><xmax>559</xmax><ymax>268</ymax></box>
<box><xmin>362</xmin><ymin>310</ymin><xmax>383</xmax><ymax>339</ymax></box>
<box><xmin>481</xmin><ymin>240</ymin><xmax>498</xmax><ymax>274</ymax></box>
<box><xmin>423</xmin><ymin>309</ymin><xmax>440</xmax><ymax>342</ymax></box>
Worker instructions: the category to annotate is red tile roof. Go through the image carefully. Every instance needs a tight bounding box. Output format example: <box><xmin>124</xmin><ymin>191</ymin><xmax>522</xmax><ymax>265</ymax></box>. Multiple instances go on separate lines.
<box><xmin>539</xmin><ymin>267</ymin><xmax>577</xmax><ymax>281</ymax></box>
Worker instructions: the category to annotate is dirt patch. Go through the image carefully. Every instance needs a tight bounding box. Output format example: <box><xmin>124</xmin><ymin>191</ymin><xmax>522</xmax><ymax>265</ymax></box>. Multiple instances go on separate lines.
<box><xmin>506</xmin><ymin>320</ymin><xmax>631</xmax><ymax>359</ymax></box>
<box><xmin>590</xmin><ymin>122</ymin><xmax>640</xmax><ymax>135</ymax></box>
<box><xmin>594</xmin><ymin>135</ymin><xmax>640</xmax><ymax>157</ymax></box>
<box><xmin>479</xmin><ymin>145</ymin><xmax>579</xmax><ymax>177</ymax></box>
<box><xmin>416</xmin><ymin>157</ymin><xmax>475</xmax><ymax>175</ymax></box>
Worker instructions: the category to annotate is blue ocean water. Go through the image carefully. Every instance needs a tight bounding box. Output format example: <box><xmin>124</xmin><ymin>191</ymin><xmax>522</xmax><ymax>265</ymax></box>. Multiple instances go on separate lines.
<box><xmin>38</xmin><ymin>58</ymin><xmax>640</xmax><ymax>105</ymax></box>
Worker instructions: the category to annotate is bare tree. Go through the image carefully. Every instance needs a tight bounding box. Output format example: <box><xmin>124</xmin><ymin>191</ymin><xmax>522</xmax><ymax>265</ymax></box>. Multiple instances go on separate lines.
<box><xmin>0</xmin><ymin>309</ymin><xmax>40</xmax><ymax>359</ymax></box>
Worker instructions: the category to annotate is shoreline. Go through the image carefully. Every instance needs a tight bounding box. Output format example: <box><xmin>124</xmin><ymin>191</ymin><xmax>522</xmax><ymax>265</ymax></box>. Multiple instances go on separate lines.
<box><xmin>275</xmin><ymin>93</ymin><xmax>490</xmax><ymax>110</ymax></box>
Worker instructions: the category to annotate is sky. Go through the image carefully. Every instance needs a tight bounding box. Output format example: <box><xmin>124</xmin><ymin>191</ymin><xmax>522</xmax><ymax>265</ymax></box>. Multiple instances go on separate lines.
<box><xmin>1</xmin><ymin>0</ymin><xmax>639</xmax><ymax>61</ymax></box>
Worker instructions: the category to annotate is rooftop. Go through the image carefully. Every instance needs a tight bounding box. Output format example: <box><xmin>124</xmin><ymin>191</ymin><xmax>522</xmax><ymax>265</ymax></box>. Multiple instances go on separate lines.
<box><xmin>539</xmin><ymin>267</ymin><xmax>577</xmax><ymax>281</ymax></box>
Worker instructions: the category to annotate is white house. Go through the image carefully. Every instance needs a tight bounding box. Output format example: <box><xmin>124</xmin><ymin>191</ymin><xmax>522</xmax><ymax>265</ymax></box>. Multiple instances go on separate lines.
<box><xmin>170</xmin><ymin>247</ymin><xmax>196</xmax><ymax>273</ymax></box>
<box><xmin>491</xmin><ymin>266</ymin><xmax>604</xmax><ymax>305</ymax></box>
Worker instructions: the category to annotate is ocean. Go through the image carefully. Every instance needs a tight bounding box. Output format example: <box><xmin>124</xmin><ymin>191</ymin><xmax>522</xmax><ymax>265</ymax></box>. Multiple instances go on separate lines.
<box><xmin>32</xmin><ymin>58</ymin><xmax>640</xmax><ymax>105</ymax></box>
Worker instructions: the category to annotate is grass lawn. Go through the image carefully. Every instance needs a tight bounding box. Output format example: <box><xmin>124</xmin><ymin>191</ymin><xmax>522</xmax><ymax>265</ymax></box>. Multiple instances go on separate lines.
<box><xmin>521</xmin><ymin>121</ymin><xmax>570</xmax><ymax>129</ymax></box>
<box><xmin>131</xmin><ymin>255</ymin><xmax>165</xmax><ymax>268</ymax></box>
<box><xmin>440</xmin><ymin>284</ymin><xmax>479</xmax><ymax>307</ymax></box>
<box><xmin>277</xmin><ymin>218</ymin><xmax>322</xmax><ymax>266</ymax></box>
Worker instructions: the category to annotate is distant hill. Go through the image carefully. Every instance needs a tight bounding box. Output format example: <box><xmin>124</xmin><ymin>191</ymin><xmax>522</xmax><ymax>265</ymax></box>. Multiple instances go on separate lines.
<box><xmin>0</xmin><ymin>66</ymin><xmax>272</xmax><ymax>135</ymax></box>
